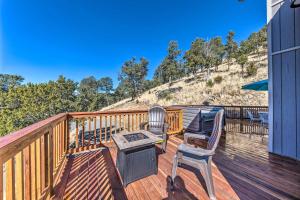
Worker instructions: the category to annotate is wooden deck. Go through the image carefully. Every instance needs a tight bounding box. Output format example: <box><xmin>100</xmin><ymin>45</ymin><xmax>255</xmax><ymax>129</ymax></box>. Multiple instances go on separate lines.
<box><xmin>53</xmin><ymin>131</ymin><xmax>300</xmax><ymax>200</ymax></box>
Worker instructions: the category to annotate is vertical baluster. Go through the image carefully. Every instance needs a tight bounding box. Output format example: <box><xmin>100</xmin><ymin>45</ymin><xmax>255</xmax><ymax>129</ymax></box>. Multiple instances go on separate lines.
<box><xmin>15</xmin><ymin>152</ymin><xmax>23</xmax><ymax>200</ymax></box>
<box><xmin>94</xmin><ymin>117</ymin><xmax>97</xmax><ymax>147</ymax></box>
<box><xmin>5</xmin><ymin>158</ymin><xmax>15</xmax><ymax>200</ymax></box>
<box><xmin>170</xmin><ymin>113</ymin><xmax>172</xmax><ymax>132</ymax></box>
<box><xmin>60</xmin><ymin>122</ymin><xmax>63</xmax><ymax>160</ymax></box>
<box><xmin>55</xmin><ymin>123</ymin><xmax>61</xmax><ymax>165</ymax></box>
<box><xmin>65</xmin><ymin>119</ymin><xmax>69</xmax><ymax>153</ymax></box>
<box><xmin>174</xmin><ymin>112</ymin><xmax>177</xmax><ymax>131</ymax></box>
<box><xmin>88</xmin><ymin>118</ymin><xmax>91</xmax><ymax>148</ymax></box>
<box><xmin>62</xmin><ymin>121</ymin><xmax>65</xmax><ymax>154</ymax></box>
<box><xmin>53</xmin><ymin>125</ymin><xmax>59</xmax><ymax>169</ymax></box>
<box><xmin>40</xmin><ymin>135</ymin><xmax>46</xmax><ymax>191</ymax></box>
<box><xmin>36</xmin><ymin>138</ymin><xmax>41</xmax><ymax>198</ymax></box>
<box><xmin>24</xmin><ymin>146</ymin><xmax>31</xmax><ymax>200</ymax></box>
<box><xmin>0</xmin><ymin>159</ymin><xmax>3</xmax><ymax>200</ymax></box>
<box><xmin>56</xmin><ymin>124</ymin><xmax>59</xmax><ymax>166</ymax></box>
<box><xmin>53</xmin><ymin>126</ymin><xmax>56</xmax><ymax>170</ymax></box>
<box><xmin>114</xmin><ymin>115</ymin><xmax>117</xmax><ymax>134</ymax></box>
<box><xmin>56</xmin><ymin>125</ymin><xmax>59</xmax><ymax>167</ymax></box>
<box><xmin>173</xmin><ymin>113</ymin><xmax>176</xmax><ymax>131</ymax></box>
<box><xmin>82</xmin><ymin>119</ymin><xmax>85</xmax><ymax>150</ymax></box>
<box><xmin>48</xmin><ymin>128</ymin><xmax>54</xmax><ymax>196</ymax></box>
<box><xmin>128</xmin><ymin>114</ymin><xmax>131</xmax><ymax>131</ymax></box>
<box><xmin>123</xmin><ymin>114</ymin><xmax>126</xmax><ymax>130</ymax></box>
<box><xmin>110</xmin><ymin>115</ymin><xmax>112</xmax><ymax>142</ymax></box>
<box><xmin>175</xmin><ymin>112</ymin><xmax>179</xmax><ymax>131</ymax></box>
<box><xmin>100</xmin><ymin>115</ymin><xmax>103</xmax><ymax>143</ymax></box>
<box><xmin>31</xmin><ymin>142</ymin><xmax>37</xmax><ymax>200</ymax></box>
<box><xmin>0</xmin><ymin>160</ymin><xmax>3</xmax><ymax>200</ymax></box>
<box><xmin>105</xmin><ymin>116</ymin><xmax>107</xmax><ymax>142</ymax></box>
<box><xmin>171</xmin><ymin>113</ymin><xmax>174</xmax><ymax>132</ymax></box>
<box><xmin>135</xmin><ymin>113</ymin><xmax>138</xmax><ymax>131</ymax></box>
<box><xmin>179</xmin><ymin>110</ymin><xmax>183</xmax><ymax>132</ymax></box>
<box><xmin>131</xmin><ymin>114</ymin><xmax>134</xmax><ymax>131</ymax></box>
<box><xmin>75</xmin><ymin>120</ymin><xmax>79</xmax><ymax>151</ymax></box>
<box><xmin>169</xmin><ymin>112</ymin><xmax>174</xmax><ymax>132</ymax></box>
<box><xmin>139</xmin><ymin>113</ymin><xmax>141</xmax><ymax>130</ymax></box>
<box><xmin>177</xmin><ymin>112</ymin><xmax>179</xmax><ymax>131</ymax></box>
<box><xmin>118</xmin><ymin>115</ymin><xmax>122</xmax><ymax>131</ymax></box>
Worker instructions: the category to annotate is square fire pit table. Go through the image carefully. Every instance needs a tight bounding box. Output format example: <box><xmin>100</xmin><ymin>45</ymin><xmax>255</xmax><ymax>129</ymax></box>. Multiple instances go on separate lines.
<box><xmin>112</xmin><ymin>130</ymin><xmax>164</xmax><ymax>186</ymax></box>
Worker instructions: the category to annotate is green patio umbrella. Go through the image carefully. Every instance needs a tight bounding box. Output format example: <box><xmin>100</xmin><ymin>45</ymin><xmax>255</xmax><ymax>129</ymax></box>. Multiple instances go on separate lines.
<box><xmin>242</xmin><ymin>79</ymin><xmax>268</xmax><ymax>91</ymax></box>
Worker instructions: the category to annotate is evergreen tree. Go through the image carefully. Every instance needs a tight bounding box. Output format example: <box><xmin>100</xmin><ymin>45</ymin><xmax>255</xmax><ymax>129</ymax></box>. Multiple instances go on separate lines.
<box><xmin>0</xmin><ymin>74</ymin><xmax>24</xmax><ymax>92</ymax></box>
<box><xmin>154</xmin><ymin>41</ymin><xmax>183</xmax><ymax>83</ymax></box>
<box><xmin>0</xmin><ymin>76</ymin><xmax>77</xmax><ymax>136</ymax></box>
<box><xmin>76</xmin><ymin>76</ymin><xmax>101</xmax><ymax>111</ymax></box>
<box><xmin>208</xmin><ymin>37</ymin><xmax>225</xmax><ymax>71</ymax></box>
<box><xmin>119</xmin><ymin>57</ymin><xmax>148</xmax><ymax>100</ymax></box>
<box><xmin>225</xmin><ymin>31</ymin><xmax>238</xmax><ymax>71</ymax></box>
<box><xmin>183</xmin><ymin>38</ymin><xmax>206</xmax><ymax>75</ymax></box>
<box><xmin>236</xmin><ymin>53</ymin><xmax>248</xmax><ymax>76</ymax></box>
<box><xmin>98</xmin><ymin>77</ymin><xmax>113</xmax><ymax>106</ymax></box>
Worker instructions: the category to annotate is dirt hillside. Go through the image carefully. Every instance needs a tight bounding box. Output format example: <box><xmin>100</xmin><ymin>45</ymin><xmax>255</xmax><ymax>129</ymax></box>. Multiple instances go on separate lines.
<box><xmin>103</xmin><ymin>52</ymin><xmax>268</xmax><ymax>111</ymax></box>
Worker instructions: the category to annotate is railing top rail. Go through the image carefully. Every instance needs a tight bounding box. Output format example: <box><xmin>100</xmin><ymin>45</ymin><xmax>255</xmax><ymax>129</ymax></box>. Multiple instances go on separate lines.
<box><xmin>0</xmin><ymin>112</ymin><xmax>67</xmax><ymax>151</ymax></box>
<box><xmin>68</xmin><ymin>107</ymin><xmax>182</xmax><ymax>118</ymax></box>
<box><xmin>0</xmin><ymin>108</ymin><xmax>183</xmax><ymax>150</ymax></box>
<box><xmin>170</xmin><ymin>104</ymin><xmax>268</xmax><ymax>108</ymax></box>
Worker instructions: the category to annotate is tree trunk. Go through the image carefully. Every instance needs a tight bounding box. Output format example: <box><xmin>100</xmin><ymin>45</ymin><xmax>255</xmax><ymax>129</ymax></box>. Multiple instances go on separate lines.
<box><xmin>105</xmin><ymin>93</ymin><xmax>109</xmax><ymax>106</ymax></box>
<box><xmin>241</xmin><ymin>65</ymin><xmax>244</xmax><ymax>77</ymax></box>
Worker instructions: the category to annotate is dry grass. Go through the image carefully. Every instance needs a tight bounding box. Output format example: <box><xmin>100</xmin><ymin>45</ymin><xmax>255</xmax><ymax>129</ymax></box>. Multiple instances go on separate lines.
<box><xmin>103</xmin><ymin>53</ymin><xmax>268</xmax><ymax>111</ymax></box>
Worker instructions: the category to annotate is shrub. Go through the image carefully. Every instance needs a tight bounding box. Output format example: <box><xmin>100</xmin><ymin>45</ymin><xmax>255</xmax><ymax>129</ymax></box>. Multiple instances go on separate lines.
<box><xmin>214</xmin><ymin>76</ymin><xmax>223</xmax><ymax>84</ymax></box>
<box><xmin>206</xmin><ymin>79</ymin><xmax>214</xmax><ymax>88</ymax></box>
<box><xmin>246</xmin><ymin>62</ymin><xmax>257</xmax><ymax>76</ymax></box>
<box><xmin>157</xmin><ymin>90</ymin><xmax>172</xmax><ymax>100</ymax></box>
<box><xmin>202</xmin><ymin>100</ymin><xmax>210</xmax><ymax>106</ymax></box>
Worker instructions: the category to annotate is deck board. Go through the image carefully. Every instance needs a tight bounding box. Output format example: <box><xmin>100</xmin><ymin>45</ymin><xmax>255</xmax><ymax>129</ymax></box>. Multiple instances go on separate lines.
<box><xmin>53</xmin><ymin>131</ymin><xmax>300</xmax><ymax>200</ymax></box>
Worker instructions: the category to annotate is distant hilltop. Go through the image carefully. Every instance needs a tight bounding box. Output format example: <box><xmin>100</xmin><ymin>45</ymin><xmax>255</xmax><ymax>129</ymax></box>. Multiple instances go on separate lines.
<box><xmin>102</xmin><ymin>50</ymin><xmax>268</xmax><ymax>111</ymax></box>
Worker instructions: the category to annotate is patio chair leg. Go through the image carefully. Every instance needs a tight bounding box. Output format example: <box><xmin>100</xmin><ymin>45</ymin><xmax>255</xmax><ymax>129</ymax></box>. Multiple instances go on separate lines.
<box><xmin>162</xmin><ymin>134</ymin><xmax>167</xmax><ymax>153</ymax></box>
<box><xmin>171</xmin><ymin>153</ymin><xmax>178</xmax><ymax>184</ymax></box>
<box><xmin>200</xmin><ymin>159</ymin><xmax>216</xmax><ymax>200</ymax></box>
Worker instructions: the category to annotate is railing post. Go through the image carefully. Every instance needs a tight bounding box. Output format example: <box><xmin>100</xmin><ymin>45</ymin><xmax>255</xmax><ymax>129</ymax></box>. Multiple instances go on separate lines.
<box><xmin>48</xmin><ymin>127</ymin><xmax>54</xmax><ymax>197</ymax></box>
<box><xmin>240</xmin><ymin>106</ymin><xmax>243</xmax><ymax>120</ymax></box>
<box><xmin>179</xmin><ymin>109</ymin><xmax>184</xmax><ymax>133</ymax></box>
<box><xmin>240</xmin><ymin>107</ymin><xmax>244</xmax><ymax>132</ymax></box>
<box><xmin>65</xmin><ymin>115</ymin><xmax>69</xmax><ymax>152</ymax></box>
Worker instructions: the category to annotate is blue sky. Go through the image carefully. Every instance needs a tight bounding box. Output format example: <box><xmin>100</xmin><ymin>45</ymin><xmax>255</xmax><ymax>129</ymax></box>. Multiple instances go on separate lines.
<box><xmin>0</xmin><ymin>0</ymin><xmax>266</xmax><ymax>87</ymax></box>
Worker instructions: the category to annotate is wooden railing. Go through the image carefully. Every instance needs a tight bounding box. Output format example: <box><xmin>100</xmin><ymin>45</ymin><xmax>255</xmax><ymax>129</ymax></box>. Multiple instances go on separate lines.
<box><xmin>67</xmin><ymin>108</ymin><xmax>183</xmax><ymax>153</ymax></box>
<box><xmin>172</xmin><ymin>105</ymin><xmax>268</xmax><ymax>119</ymax></box>
<box><xmin>0</xmin><ymin>108</ymin><xmax>183</xmax><ymax>199</ymax></box>
<box><xmin>221</xmin><ymin>105</ymin><xmax>268</xmax><ymax>119</ymax></box>
<box><xmin>0</xmin><ymin>113</ymin><xmax>68</xmax><ymax>200</ymax></box>
<box><xmin>171</xmin><ymin>104</ymin><xmax>268</xmax><ymax>135</ymax></box>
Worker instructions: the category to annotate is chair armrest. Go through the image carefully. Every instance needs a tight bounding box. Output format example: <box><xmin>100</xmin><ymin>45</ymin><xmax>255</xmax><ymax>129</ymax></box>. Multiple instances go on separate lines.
<box><xmin>178</xmin><ymin>144</ymin><xmax>215</xmax><ymax>156</ymax></box>
<box><xmin>140</xmin><ymin>122</ymin><xmax>149</xmax><ymax>130</ymax></box>
<box><xmin>184</xmin><ymin>133</ymin><xmax>208</xmax><ymax>144</ymax></box>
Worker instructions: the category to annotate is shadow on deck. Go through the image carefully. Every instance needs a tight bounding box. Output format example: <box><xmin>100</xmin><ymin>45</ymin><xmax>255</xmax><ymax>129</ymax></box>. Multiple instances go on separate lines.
<box><xmin>53</xmin><ymin>121</ymin><xmax>300</xmax><ymax>200</ymax></box>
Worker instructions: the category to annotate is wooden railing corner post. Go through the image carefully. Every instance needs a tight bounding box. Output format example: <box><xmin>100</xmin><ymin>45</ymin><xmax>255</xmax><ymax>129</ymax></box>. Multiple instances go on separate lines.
<box><xmin>48</xmin><ymin>126</ymin><xmax>54</xmax><ymax>197</ymax></box>
<box><xmin>179</xmin><ymin>109</ymin><xmax>184</xmax><ymax>133</ymax></box>
<box><xmin>66</xmin><ymin>114</ymin><xmax>70</xmax><ymax>152</ymax></box>
<box><xmin>240</xmin><ymin>107</ymin><xmax>243</xmax><ymax>120</ymax></box>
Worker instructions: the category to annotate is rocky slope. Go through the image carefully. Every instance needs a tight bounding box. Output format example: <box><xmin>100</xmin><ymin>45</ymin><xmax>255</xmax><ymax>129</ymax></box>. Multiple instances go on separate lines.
<box><xmin>103</xmin><ymin>52</ymin><xmax>268</xmax><ymax>111</ymax></box>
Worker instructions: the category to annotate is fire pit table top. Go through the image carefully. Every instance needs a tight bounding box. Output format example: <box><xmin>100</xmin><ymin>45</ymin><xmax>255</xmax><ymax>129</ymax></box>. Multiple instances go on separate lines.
<box><xmin>112</xmin><ymin>130</ymin><xmax>164</xmax><ymax>151</ymax></box>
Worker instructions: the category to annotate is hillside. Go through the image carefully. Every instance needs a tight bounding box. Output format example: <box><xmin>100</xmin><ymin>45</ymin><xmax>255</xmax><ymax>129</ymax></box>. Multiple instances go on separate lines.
<box><xmin>103</xmin><ymin>52</ymin><xmax>268</xmax><ymax>111</ymax></box>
